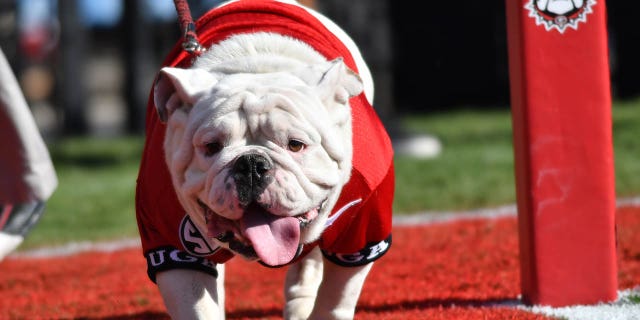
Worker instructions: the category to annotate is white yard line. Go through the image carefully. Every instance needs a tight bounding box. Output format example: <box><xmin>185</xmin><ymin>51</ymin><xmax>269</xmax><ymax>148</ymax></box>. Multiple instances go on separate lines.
<box><xmin>485</xmin><ymin>288</ymin><xmax>640</xmax><ymax>320</ymax></box>
<box><xmin>523</xmin><ymin>287</ymin><xmax>640</xmax><ymax>320</ymax></box>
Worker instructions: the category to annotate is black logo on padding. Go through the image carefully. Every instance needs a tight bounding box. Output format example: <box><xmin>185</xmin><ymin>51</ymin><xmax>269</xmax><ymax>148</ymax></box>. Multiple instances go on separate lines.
<box><xmin>525</xmin><ymin>0</ymin><xmax>596</xmax><ymax>34</ymax></box>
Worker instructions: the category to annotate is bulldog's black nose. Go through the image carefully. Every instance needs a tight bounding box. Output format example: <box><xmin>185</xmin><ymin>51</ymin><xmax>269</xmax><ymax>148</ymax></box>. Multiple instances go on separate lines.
<box><xmin>232</xmin><ymin>153</ymin><xmax>273</xmax><ymax>206</ymax></box>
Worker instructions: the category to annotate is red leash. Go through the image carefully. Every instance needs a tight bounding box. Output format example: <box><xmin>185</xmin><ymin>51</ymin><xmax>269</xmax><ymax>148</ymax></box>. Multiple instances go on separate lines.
<box><xmin>173</xmin><ymin>0</ymin><xmax>206</xmax><ymax>55</ymax></box>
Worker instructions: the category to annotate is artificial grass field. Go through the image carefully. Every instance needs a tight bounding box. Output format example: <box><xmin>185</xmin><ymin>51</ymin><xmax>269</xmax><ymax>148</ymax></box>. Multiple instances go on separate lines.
<box><xmin>1</xmin><ymin>204</ymin><xmax>639</xmax><ymax>319</ymax></box>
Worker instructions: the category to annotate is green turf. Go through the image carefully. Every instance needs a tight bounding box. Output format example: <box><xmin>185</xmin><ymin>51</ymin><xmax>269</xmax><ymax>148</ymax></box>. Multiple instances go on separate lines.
<box><xmin>395</xmin><ymin>108</ymin><xmax>516</xmax><ymax>212</ymax></box>
<box><xmin>610</xmin><ymin>99</ymin><xmax>640</xmax><ymax>199</ymax></box>
<box><xmin>21</xmin><ymin>137</ymin><xmax>144</xmax><ymax>248</ymax></box>
<box><xmin>18</xmin><ymin>99</ymin><xmax>640</xmax><ymax>249</ymax></box>
<box><xmin>396</xmin><ymin>99</ymin><xmax>640</xmax><ymax>212</ymax></box>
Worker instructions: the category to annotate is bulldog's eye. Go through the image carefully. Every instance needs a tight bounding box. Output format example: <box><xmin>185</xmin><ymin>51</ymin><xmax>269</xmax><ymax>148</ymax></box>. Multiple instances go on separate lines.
<box><xmin>287</xmin><ymin>139</ymin><xmax>305</xmax><ymax>152</ymax></box>
<box><xmin>204</xmin><ymin>141</ymin><xmax>223</xmax><ymax>157</ymax></box>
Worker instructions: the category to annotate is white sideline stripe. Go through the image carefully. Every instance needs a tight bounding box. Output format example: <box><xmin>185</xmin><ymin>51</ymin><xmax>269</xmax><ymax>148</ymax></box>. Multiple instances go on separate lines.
<box><xmin>7</xmin><ymin>196</ymin><xmax>640</xmax><ymax>259</ymax></box>
<box><xmin>394</xmin><ymin>196</ymin><xmax>640</xmax><ymax>226</ymax></box>
<box><xmin>393</xmin><ymin>203</ymin><xmax>518</xmax><ymax>226</ymax></box>
<box><xmin>8</xmin><ymin>238</ymin><xmax>141</xmax><ymax>259</ymax></box>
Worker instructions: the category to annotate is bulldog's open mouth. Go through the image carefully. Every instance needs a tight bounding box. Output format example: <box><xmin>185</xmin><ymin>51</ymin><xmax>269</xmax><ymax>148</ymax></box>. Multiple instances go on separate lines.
<box><xmin>197</xmin><ymin>199</ymin><xmax>322</xmax><ymax>266</ymax></box>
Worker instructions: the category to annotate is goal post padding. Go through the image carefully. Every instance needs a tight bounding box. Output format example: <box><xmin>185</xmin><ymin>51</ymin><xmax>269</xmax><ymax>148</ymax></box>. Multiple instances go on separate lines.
<box><xmin>505</xmin><ymin>0</ymin><xmax>617</xmax><ymax>307</ymax></box>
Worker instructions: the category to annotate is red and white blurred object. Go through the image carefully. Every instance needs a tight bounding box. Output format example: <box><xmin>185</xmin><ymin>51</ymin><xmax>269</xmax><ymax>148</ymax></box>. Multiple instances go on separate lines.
<box><xmin>0</xmin><ymin>46</ymin><xmax>57</xmax><ymax>260</ymax></box>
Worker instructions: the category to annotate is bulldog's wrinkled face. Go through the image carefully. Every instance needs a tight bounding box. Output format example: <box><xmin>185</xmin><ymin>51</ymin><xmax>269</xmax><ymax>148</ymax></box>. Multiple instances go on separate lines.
<box><xmin>154</xmin><ymin>58</ymin><xmax>362</xmax><ymax>266</ymax></box>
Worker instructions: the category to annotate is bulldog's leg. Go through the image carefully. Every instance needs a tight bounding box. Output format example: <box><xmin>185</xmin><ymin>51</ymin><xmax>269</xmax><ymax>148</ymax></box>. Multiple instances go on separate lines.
<box><xmin>284</xmin><ymin>247</ymin><xmax>324</xmax><ymax>320</ymax></box>
<box><xmin>308</xmin><ymin>260</ymin><xmax>373</xmax><ymax>320</ymax></box>
<box><xmin>156</xmin><ymin>265</ymin><xmax>226</xmax><ymax>320</ymax></box>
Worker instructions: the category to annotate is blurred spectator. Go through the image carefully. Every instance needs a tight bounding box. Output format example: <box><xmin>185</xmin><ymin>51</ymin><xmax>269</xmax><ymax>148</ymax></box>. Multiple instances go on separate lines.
<box><xmin>17</xmin><ymin>0</ymin><xmax>58</xmax><ymax>61</ymax></box>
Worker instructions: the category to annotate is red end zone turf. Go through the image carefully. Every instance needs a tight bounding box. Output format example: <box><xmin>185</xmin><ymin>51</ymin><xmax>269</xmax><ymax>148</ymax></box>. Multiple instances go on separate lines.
<box><xmin>1</xmin><ymin>205</ymin><xmax>639</xmax><ymax>319</ymax></box>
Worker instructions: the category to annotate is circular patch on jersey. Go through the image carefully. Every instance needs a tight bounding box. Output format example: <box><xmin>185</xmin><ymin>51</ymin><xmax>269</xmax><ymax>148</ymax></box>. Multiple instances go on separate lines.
<box><xmin>525</xmin><ymin>0</ymin><xmax>596</xmax><ymax>34</ymax></box>
<box><xmin>179</xmin><ymin>215</ymin><xmax>220</xmax><ymax>257</ymax></box>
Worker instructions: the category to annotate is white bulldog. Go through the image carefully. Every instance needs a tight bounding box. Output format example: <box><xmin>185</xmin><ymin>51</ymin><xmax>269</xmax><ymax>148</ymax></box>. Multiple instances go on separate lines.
<box><xmin>136</xmin><ymin>1</ymin><xmax>394</xmax><ymax>319</ymax></box>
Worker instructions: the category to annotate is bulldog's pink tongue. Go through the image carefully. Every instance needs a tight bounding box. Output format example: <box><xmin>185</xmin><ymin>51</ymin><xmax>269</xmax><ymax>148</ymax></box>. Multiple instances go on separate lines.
<box><xmin>243</xmin><ymin>206</ymin><xmax>300</xmax><ymax>266</ymax></box>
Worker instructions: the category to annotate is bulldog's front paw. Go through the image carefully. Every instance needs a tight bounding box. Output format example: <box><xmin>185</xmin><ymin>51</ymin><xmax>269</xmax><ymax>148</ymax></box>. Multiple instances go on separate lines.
<box><xmin>284</xmin><ymin>297</ymin><xmax>316</xmax><ymax>320</ymax></box>
<box><xmin>284</xmin><ymin>247</ymin><xmax>324</xmax><ymax>320</ymax></box>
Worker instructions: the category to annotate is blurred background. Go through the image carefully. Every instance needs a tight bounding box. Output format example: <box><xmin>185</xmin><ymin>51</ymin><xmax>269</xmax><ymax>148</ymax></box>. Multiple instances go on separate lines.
<box><xmin>1</xmin><ymin>0</ymin><xmax>639</xmax><ymax>248</ymax></box>
<box><xmin>1</xmin><ymin>0</ymin><xmax>638</xmax><ymax>138</ymax></box>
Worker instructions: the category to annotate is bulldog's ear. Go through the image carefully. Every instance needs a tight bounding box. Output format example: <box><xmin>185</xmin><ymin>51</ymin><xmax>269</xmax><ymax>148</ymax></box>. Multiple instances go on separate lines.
<box><xmin>153</xmin><ymin>67</ymin><xmax>218</xmax><ymax>122</ymax></box>
<box><xmin>300</xmin><ymin>58</ymin><xmax>364</xmax><ymax>105</ymax></box>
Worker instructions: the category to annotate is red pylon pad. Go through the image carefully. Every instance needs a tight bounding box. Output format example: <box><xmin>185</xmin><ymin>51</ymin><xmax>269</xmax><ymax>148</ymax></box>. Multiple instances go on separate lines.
<box><xmin>505</xmin><ymin>0</ymin><xmax>618</xmax><ymax>307</ymax></box>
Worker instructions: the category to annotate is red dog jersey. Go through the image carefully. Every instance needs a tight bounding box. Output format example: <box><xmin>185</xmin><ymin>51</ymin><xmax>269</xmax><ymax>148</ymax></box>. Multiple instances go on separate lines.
<box><xmin>136</xmin><ymin>0</ymin><xmax>394</xmax><ymax>281</ymax></box>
